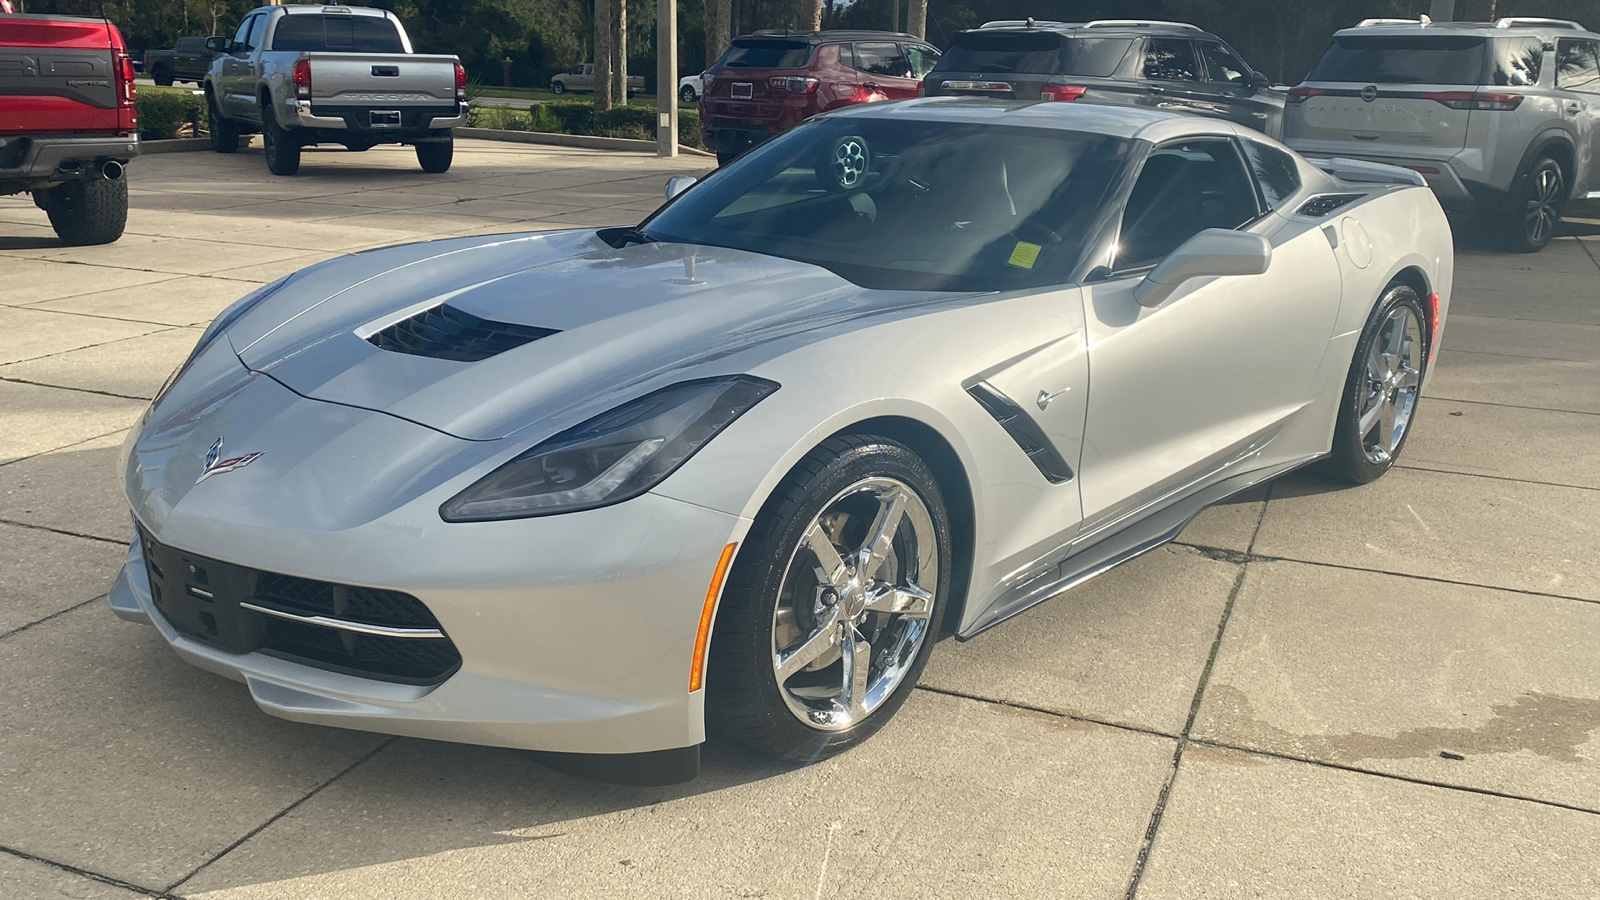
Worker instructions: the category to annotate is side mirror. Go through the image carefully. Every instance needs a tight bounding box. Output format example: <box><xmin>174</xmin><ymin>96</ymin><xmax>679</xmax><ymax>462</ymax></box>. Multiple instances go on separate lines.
<box><xmin>1248</xmin><ymin>71</ymin><xmax>1271</xmax><ymax>89</ymax></box>
<box><xmin>1134</xmin><ymin>228</ymin><xmax>1271</xmax><ymax>308</ymax></box>
<box><xmin>205</xmin><ymin>36</ymin><xmax>230</xmax><ymax>54</ymax></box>
<box><xmin>664</xmin><ymin>175</ymin><xmax>697</xmax><ymax>199</ymax></box>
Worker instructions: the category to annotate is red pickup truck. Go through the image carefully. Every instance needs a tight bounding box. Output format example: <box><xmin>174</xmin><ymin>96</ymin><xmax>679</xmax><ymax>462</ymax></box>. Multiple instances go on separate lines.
<box><xmin>0</xmin><ymin>11</ymin><xmax>139</xmax><ymax>245</ymax></box>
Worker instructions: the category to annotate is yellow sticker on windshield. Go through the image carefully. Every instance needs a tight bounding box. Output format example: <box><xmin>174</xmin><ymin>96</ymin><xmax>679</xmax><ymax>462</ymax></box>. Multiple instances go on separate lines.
<box><xmin>1008</xmin><ymin>241</ymin><xmax>1041</xmax><ymax>270</ymax></box>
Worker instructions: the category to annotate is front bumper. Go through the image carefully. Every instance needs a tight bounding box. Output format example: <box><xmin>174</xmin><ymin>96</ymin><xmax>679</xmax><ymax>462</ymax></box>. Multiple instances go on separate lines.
<box><xmin>110</xmin><ymin>490</ymin><xmax>748</xmax><ymax>754</ymax></box>
<box><xmin>0</xmin><ymin>134</ymin><xmax>139</xmax><ymax>193</ymax></box>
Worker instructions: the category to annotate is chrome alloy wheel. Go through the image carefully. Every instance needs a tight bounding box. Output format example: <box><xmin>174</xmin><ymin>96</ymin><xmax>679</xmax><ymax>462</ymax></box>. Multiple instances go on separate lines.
<box><xmin>770</xmin><ymin>477</ymin><xmax>938</xmax><ymax>731</ymax></box>
<box><xmin>831</xmin><ymin>137</ymin><xmax>869</xmax><ymax>187</ymax></box>
<box><xmin>1525</xmin><ymin>164</ymin><xmax>1564</xmax><ymax>246</ymax></box>
<box><xmin>1358</xmin><ymin>304</ymin><xmax>1423</xmax><ymax>465</ymax></box>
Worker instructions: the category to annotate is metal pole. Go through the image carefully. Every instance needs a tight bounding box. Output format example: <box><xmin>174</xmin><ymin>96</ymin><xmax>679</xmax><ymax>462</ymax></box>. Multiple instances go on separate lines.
<box><xmin>657</xmin><ymin>0</ymin><xmax>678</xmax><ymax>157</ymax></box>
<box><xmin>1429</xmin><ymin>0</ymin><xmax>1455</xmax><ymax>22</ymax></box>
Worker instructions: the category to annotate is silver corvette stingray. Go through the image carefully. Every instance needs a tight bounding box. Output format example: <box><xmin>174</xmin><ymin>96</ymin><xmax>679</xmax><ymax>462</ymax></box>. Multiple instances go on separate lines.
<box><xmin>111</xmin><ymin>99</ymin><xmax>1453</xmax><ymax>779</ymax></box>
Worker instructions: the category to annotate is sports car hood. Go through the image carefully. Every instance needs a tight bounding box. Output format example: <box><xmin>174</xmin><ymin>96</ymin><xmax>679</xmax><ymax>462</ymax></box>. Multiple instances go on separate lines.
<box><xmin>232</xmin><ymin>230</ymin><xmax>950</xmax><ymax>441</ymax></box>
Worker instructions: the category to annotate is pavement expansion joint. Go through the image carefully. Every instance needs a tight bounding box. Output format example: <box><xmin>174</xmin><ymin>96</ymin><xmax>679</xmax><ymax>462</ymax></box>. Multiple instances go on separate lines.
<box><xmin>0</xmin><ymin>844</ymin><xmax>176</xmax><ymax>899</ymax></box>
<box><xmin>911</xmin><ymin>684</ymin><xmax>1179</xmax><ymax>742</ymax></box>
<box><xmin>1188</xmin><ymin>738</ymin><xmax>1600</xmax><ymax>818</ymax></box>
<box><xmin>162</xmin><ymin>737</ymin><xmax>398</xmax><ymax>895</ymax></box>
<box><xmin>0</xmin><ymin>374</ymin><xmax>155</xmax><ymax>403</ymax></box>
<box><xmin>1394</xmin><ymin>463</ymin><xmax>1600</xmax><ymax>493</ymax></box>
<box><xmin>0</xmin><ymin>518</ymin><xmax>129</xmax><ymax>547</ymax></box>
<box><xmin>0</xmin><ymin>593</ymin><xmax>106</xmax><ymax>642</ymax></box>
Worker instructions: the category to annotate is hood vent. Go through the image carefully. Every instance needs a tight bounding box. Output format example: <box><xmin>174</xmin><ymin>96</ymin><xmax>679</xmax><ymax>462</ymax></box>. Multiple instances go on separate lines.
<box><xmin>367</xmin><ymin>304</ymin><xmax>558</xmax><ymax>363</ymax></box>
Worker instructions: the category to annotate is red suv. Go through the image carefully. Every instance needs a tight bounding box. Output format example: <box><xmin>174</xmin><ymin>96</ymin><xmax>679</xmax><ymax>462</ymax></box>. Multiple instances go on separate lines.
<box><xmin>700</xmin><ymin>30</ymin><xmax>941</xmax><ymax>166</ymax></box>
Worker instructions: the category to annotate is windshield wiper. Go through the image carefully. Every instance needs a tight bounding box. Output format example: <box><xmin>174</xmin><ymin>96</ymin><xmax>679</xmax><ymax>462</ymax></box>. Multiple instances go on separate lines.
<box><xmin>598</xmin><ymin>226</ymin><xmax>657</xmax><ymax>248</ymax></box>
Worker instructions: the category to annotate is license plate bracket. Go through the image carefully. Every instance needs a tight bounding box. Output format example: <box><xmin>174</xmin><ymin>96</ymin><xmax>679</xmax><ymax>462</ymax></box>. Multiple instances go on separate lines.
<box><xmin>732</xmin><ymin>82</ymin><xmax>753</xmax><ymax>100</ymax></box>
<box><xmin>369</xmin><ymin>109</ymin><xmax>402</xmax><ymax>127</ymax></box>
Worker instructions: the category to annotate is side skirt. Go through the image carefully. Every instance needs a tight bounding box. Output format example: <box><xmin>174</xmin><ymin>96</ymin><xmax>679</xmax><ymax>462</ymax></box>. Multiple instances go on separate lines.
<box><xmin>956</xmin><ymin>454</ymin><xmax>1320</xmax><ymax>640</ymax></box>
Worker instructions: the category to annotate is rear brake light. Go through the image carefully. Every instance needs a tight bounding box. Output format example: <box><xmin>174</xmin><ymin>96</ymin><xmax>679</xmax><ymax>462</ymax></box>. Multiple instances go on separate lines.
<box><xmin>293</xmin><ymin>59</ymin><xmax>312</xmax><ymax>101</ymax></box>
<box><xmin>1423</xmin><ymin>91</ymin><xmax>1522</xmax><ymax>110</ymax></box>
<box><xmin>767</xmin><ymin>76</ymin><xmax>820</xmax><ymax>94</ymax></box>
<box><xmin>917</xmin><ymin>81</ymin><xmax>926</xmax><ymax>97</ymax></box>
<box><xmin>116</xmin><ymin>52</ymin><xmax>136</xmax><ymax>104</ymax></box>
<box><xmin>1041</xmin><ymin>85</ymin><xmax>1087</xmax><ymax>102</ymax></box>
<box><xmin>1286</xmin><ymin>86</ymin><xmax>1324</xmax><ymax>104</ymax></box>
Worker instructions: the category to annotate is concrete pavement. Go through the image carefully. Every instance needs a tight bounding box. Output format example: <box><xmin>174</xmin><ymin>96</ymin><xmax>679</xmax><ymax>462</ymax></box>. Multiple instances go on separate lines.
<box><xmin>1</xmin><ymin>141</ymin><xmax>1596</xmax><ymax>899</ymax></box>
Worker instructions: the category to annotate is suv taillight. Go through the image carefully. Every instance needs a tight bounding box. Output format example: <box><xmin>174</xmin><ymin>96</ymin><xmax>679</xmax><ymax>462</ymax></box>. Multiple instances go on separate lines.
<box><xmin>1041</xmin><ymin>85</ymin><xmax>1087</xmax><ymax>102</ymax></box>
<box><xmin>1286</xmin><ymin>87</ymin><xmax>1324</xmax><ymax>104</ymax></box>
<box><xmin>767</xmin><ymin>76</ymin><xmax>820</xmax><ymax>94</ymax></box>
<box><xmin>293</xmin><ymin>59</ymin><xmax>312</xmax><ymax>100</ymax></box>
<box><xmin>454</xmin><ymin>61</ymin><xmax>467</xmax><ymax>103</ymax></box>
<box><xmin>1423</xmin><ymin>91</ymin><xmax>1523</xmax><ymax>111</ymax></box>
<box><xmin>116</xmin><ymin>51</ymin><xmax>137</xmax><ymax>105</ymax></box>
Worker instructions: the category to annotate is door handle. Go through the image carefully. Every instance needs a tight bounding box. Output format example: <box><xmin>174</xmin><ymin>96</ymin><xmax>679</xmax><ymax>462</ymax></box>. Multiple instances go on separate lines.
<box><xmin>1149</xmin><ymin>85</ymin><xmax>1165</xmax><ymax>95</ymax></box>
<box><xmin>863</xmin><ymin>81</ymin><xmax>881</xmax><ymax>91</ymax></box>
<box><xmin>1567</xmin><ymin>102</ymin><xmax>1584</xmax><ymax>115</ymax></box>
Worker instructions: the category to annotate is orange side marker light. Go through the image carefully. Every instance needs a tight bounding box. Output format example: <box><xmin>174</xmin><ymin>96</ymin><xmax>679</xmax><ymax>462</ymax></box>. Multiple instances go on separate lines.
<box><xmin>690</xmin><ymin>542</ymin><xmax>738</xmax><ymax>693</ymax></box>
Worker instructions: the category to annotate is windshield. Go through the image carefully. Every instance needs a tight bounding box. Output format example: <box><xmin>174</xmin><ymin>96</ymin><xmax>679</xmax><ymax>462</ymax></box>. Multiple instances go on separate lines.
<box><xmin>717</xmin><ymin>39</ymin><xmax>811</xmax><ymax>69</ymax></box>
<box><xmin>642</xmin><ymin>117</ymin><xmax>1133</xmax><ymax>292</ymax></box>
<box><xmin>1309</xmin><ymin>35</ymin><xmax>1487</xmax><ymax>84</ymax></box>
<box><xmin>936</xmin><ymin>33</ymin><xmax>1132</xmax><ymax>77</ymax></box>
<box><xmin>271</xmin><ymin>15</ymin><xmax>406</xmax><ymax>53</ymax></box>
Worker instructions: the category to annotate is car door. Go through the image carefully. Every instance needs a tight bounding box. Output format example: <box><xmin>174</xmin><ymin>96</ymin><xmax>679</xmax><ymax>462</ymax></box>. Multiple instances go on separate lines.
<box><xmin>1555</xmin><ymin>37</ymin><xmax>1600</xmax><ymax>196</ymax></box>
<box><xmin>1138</xmin><ymin>38</ymin><xmax>1213</xmax><ymax>118</ymax></box>
<box><xmin>221</xmin><ymin>12</ymin><xmax>263</xmax><ymax>117</ymax></box>
<box><xmin>903</xmin><ymin>43</ymin><xmax>941</xmax><ymax>87</ymax></box>
<box><xmin>1076</xmin><ymin>137</ymin><xmax>1341</xmax><ymax>529</ymax></box>
<box><xmin>1196</xmin><ymin>39</ymin><xmax>1278</xmax><ymax>137</ymax></box>
<box><xmin>851</xmin><ymin>41</ymin><xmax>918</xmax><ymax>100</ymax></box>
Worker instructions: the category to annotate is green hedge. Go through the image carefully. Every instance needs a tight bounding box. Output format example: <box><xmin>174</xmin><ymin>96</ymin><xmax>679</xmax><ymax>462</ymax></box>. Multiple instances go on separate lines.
<box><xmin>135</xmin><ymin>89</ymin><xmax>207</xmax><ymax>140</ymax></box>
<box><xmin>530</xmin><ymin>100</ymin><xmax>703</xmax><ymax>149</ymax></box>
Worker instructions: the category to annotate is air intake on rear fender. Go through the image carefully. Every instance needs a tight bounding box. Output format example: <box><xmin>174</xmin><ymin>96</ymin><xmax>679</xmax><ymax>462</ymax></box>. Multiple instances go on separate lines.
<box><xmin>1296</xmin><ymin>194</ymin><xmax>1365</xmax><ymax>218</ymax></box>
<box><xmin>367</xmin><ymin>304</ymin><xmax>558</xmax><ymax>362</ymax></box>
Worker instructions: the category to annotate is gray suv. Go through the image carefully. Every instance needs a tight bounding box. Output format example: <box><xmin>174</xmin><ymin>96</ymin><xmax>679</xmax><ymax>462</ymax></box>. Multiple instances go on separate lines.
<box><xmin>1284</xmin><ymin>16</ymin><xmax>1600</xmax><ymax>252</ymax></box>
<box><xmin>923</xmin><ymin>20</ymin><xmax>1285</xmax><ymax>138</ymax></box>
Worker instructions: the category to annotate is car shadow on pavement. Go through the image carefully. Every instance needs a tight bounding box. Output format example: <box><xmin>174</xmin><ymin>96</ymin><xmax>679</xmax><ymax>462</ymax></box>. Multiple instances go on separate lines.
<box><xmin>0</xmin><ymin>234</ymin><xmax>64</xmax><ymax>251</ymax></box>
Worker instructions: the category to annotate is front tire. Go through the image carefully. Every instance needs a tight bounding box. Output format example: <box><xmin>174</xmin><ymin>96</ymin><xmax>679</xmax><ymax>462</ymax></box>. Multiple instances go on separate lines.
<box><xmin>1323</xmin><ymin>283</ymin><xmax>1427</xmax><ymax>484</ymax></box>
<box><xmin>706</xmin><ymin>434</ymin><xmax>951</xmax><ymax>762</ymax></box>
<box><xmin>260</xmin><ymin>103</ymin><xmax>301</xmax><ymax>176</ymax></box>
<box><xmin>207</xmin><ymin>91</ymin><xmax>240</xmax><ymax>153</ymax></box>
<box><xmin>415</xmin><ymin>138</ymin><xmax>454</xmax><ymax>173</ymax></box>
<box><xmin>550</xmin><ymin>81</ymin><xmax>566</xmax><ymax>95</ymax></box>
<box><xmin>41</xmin><ymin>178</ymin><xmax>128</xmax><ymax>246</ymax></box>
<box><xmin>1496</xmin><ymin>156</ymin><xmax>1565</xmax><ymax>252</ymax></box>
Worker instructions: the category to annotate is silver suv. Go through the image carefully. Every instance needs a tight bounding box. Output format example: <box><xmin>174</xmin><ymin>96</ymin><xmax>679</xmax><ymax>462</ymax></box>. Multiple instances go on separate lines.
<box><xmin>1284</xmin><ymin>16</ymin><xmax>1600</xmax><ymax>251</ymax></box>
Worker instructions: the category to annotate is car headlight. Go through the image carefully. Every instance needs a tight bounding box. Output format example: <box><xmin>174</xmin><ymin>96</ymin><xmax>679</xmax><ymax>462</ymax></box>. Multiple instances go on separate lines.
<box><xmin>151</xmin><ymin>276</ymin><xmax>291</xmax><ymax>408</ymax></box>
<box><xmin>440</xmin><ymin>375</ymin><xmax>778</xmax><ymax>522</ymax></box>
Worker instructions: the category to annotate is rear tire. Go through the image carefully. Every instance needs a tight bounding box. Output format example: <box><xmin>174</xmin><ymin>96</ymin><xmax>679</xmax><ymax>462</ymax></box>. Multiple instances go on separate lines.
<box><xmin>680</xmin><ymin>85</ymin><xmax>697</xmax><ymax>103</ymax></box>
<box><xmin>1495</xmin><ymin>156</ymin><xmax>1565</xmax><ymax>253</ymax></box>
<box><xmin>706</xmin><ymin>434</ymin><xmax>951</xmax><ymax>762</ymax></box>
<box><xmin>153</xmin><ymin>65</ymin><xmax>174</xmax><ymax>87</ymax></box>
<box><xmin>260</xmin><ymin>103</ymin><xmax>301</xmax><ymax>176</ymax></box>
<box><xmin>416</xmin><ymin>138</ymin><xmax>454</xmax><ymax>174</ymax></box>
<box><xmin>208</xmin><ymin>91</ymin><xmax>240</xmax><ymax>153</ymax></box>
<box><xmin>42</xmin><ymin>178</ymin><xmax>128</xmax><ymax>246</ymax></box>
<box><xmin>1322</xmin><ymin>283</ymin><xmax>1427</xmax><ymax>484</ymax></box>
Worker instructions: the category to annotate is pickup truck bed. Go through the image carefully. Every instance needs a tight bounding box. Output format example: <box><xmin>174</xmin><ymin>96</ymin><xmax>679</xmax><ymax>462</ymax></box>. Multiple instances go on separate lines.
<box><xmin>1</xmin><ymin>13</ymin><xmax>139</xmax><ymax>245</ymax></box>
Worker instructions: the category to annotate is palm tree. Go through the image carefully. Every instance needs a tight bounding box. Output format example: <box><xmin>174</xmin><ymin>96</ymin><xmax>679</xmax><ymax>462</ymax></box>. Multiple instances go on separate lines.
<box><xmin>907</xmin><ymin>0</ymin><xmax>926</xmax><ymax>38</ymax></box>
<box><xmin>706</xmin><ymin>0</ymin><xmax>729</xmax><ymax>68</ymax></box>
<box><xmin>595</xmin><ymin>0</ymin><xmax>614</xmax><ymax>112</ymax></box>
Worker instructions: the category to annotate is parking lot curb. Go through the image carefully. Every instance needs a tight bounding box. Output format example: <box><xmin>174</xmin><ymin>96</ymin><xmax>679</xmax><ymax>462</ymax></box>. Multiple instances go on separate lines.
<box><xmin>457</xmin><ymin>127</ymin><xmax>715</xmax><ymax>158</ymax></box>
<box><xmin>140</xmin><ymin>137</ymin><xmax>214</xmax><ymax>154</ymax></box>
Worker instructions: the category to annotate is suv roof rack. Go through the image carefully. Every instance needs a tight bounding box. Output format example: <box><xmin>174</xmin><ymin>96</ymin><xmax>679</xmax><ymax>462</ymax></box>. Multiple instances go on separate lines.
<box><xmin>1494</xmin><ymin>17</ymin><xmax>1584</xmax><ymax>30</ymax></box>
<box><xmin>978</xmin><ymin>19</ymin><xmax>1071</xmax><ymax>29</ymax></box>
<box><xmin>1083</xmin><ymin>19</ymin><xmax>1202</xmax><ymax>31</ymax></box>
<box><xmin>1356</xmin><ymin>15</ymin><xmax>1432</xmax><ymax>27</ymax></box>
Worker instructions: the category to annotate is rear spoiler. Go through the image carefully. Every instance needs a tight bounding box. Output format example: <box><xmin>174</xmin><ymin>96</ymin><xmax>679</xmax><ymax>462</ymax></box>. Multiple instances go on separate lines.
<box><xmin>1308</xmin><ymin>157</ymin><xmax>1427</xmax><ymax>187</ymax></box>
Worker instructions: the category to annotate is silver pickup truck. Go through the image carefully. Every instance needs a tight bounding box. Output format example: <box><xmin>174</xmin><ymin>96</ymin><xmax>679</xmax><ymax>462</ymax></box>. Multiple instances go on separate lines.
<box><xmin>202</xmin><ymin>4</ymin><xmax>466</xmax><ymax>176</ymax></box>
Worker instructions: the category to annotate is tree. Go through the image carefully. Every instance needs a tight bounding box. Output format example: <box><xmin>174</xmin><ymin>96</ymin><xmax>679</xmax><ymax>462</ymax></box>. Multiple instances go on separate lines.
<box><xmin>801</xmin><ymin>0</ymin><xmax>822</xmax><ymax>30</ymax></box>
<box><xmin>907</xmin><ymin>0</ymin><xmax>926</xmax><ymax>38</ymax></box>
<box><xmin>705</xmin><ymin>0</ymin><xmax>728</xmax><ymax>67</ymax></box>
<box><xmin>595</xmin><ymin>0</ymin><xmax>614</xmax><ymax>111</ymax></box>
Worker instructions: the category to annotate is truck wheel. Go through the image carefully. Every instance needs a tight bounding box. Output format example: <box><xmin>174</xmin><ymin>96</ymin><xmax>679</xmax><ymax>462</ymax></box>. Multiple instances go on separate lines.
<box><xmin>1495</xmin><ymin>156</ymin><xmax>1565</xmax><ymax>253</ymax></box>
<box><xmin>43</xmin><ymin>178</ymin><xmax>128</xmax><ymax>246</ymax></box>
<box><xmin>208</xmin><ymin>92</ymin><xmax>240</xmax><ymax>154</ymax></box>
<box><xmin>551</xmin><ymin>81</ymin><xmax>566</xmax><ymax>95</ymax></box>
<box><xmin>153</xmin><ymin>65</ymin><xmax>174</xmax><ymax>87</ymax></box>
<box><xmin>260</xmin><ymin>104</ymin><xmax>301</xmax><ymax>176</ymax></box>
<box><xmin>416</xmin><ymin>138</ymin><xmax>454</xmax><ymax>174</ymax></box>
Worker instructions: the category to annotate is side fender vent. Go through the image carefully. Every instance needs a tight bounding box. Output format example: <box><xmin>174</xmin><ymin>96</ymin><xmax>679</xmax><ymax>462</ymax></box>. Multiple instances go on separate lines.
<box><xmin>367</xmin><ymin>304</ymin><xmax>558</xmax><ymax>363</ymax></box>
<box><xmin>966</xmin><ymin>382</ymin><xmax>1074</xmax><ymax>484</ymax></box>
<box><xmin>1296</xmin><ymin>193</ymin><xmax>1365</xmax><ymax>218</ymax></box>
